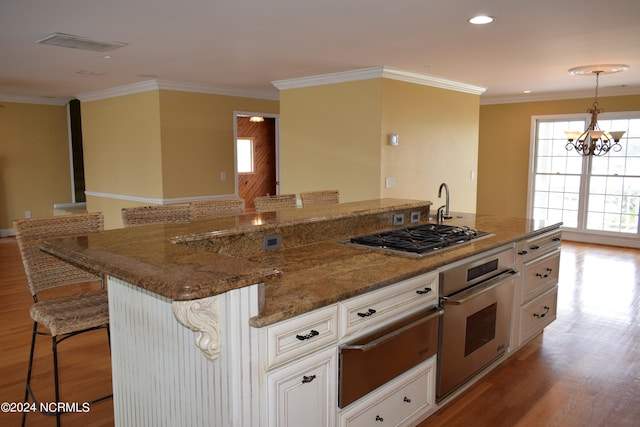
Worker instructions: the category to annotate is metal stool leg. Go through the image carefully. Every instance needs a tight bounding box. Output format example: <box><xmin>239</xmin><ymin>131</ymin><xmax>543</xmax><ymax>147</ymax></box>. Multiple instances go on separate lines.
<box><xmin>52</xmin><ymin>336</ymin><xmax>61</xmax><ymax>427</ymax></box>
<box><xmin>21</xmin><ymin>321</ymin><xmax>38</xmax><ymax>427</ymax></box>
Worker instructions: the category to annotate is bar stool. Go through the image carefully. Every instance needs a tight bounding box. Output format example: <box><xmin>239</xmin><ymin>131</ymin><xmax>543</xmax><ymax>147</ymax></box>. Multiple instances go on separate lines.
<box><xmin>14</xmin><ymin>213</ymin><xmax>111</xmax><ymax>426</ymax></box>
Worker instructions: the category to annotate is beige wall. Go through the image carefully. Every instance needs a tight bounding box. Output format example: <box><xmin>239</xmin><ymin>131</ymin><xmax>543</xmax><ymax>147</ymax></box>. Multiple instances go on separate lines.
<box><xmin>477</xmin><ymin>94</ymin><xmax>640</xmax><ymax>218</ymax></box>
<box><xmin>279</xmin><ymin>79</ymin><xmax>383</xmax><ymax>202</ymax></box>
<box><xmin>82</xmin><ymin>91</ymin><xmax>164</xmax><ymax>199</ymax></box>
<box><xmin>82</xmin><ymin>89</ymin><xmax>279</xmax><ymax>229</ymax></box>
<box><xmin>279</xmin><ymin>78</ymin><xmax>480</xmax><ymax>213</ymax></box>
<box><xmin>0</xmin><ymin>101</ymin><xmax>72</xmax><ymax>233</ymax></box>
<box><xmin>158</xmin><ymin>90</ymin><xmax>279</xmax><ymax>198</ymax></box>
<box><xmin>380</xmin><ymin>79</ymin><xmax>480</xmax><ymax>213</ymax></box>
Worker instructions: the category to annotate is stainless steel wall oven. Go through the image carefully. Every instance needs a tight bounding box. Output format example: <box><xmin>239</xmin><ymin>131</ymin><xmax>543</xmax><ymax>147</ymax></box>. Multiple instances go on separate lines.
<box><xmin>437</xmin><ymin>245</ymin><xmax>517</xmax><ymax>400</ymax></box>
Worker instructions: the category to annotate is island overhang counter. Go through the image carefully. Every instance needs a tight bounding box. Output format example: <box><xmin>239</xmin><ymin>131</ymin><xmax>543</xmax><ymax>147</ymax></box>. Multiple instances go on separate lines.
<box><xmin>41</xmin><ymin>199</ymin><xmax>562</xmax><ymax>427</ymax></box>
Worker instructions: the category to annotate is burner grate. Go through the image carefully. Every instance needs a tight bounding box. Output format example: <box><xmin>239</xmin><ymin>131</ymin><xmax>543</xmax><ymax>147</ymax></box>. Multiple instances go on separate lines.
<box><xmin>349</xmin><ymin>223</ymin><xmax>488</xmax><ymax>255</ymax></box>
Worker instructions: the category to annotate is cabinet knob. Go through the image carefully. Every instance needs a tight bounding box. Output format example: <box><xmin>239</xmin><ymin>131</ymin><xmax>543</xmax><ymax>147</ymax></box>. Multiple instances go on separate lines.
<box><xmin>301</xmin><ymin>375</ymin><xmax>316</xmax><ymax>384</ymax></box>
<box><xmin>533</xmin><ymin>306</ymin><xmax>550</xmax><ymax>319</ymax></box>
<box><xmin>535</xmin><ymin>268</ymin><xmax>553</xmax><ymax>279</ymax></box>
<box><xmin>357</xmin><ymin>308</ymin><xmax>377</xmax><ymax>318</ymax></box>
<box><xmin>296</xmin><ymin>330</ymin><xmax>319</xmax><ymax>341</ymax></box>
<box><xmin>403</xmin><ymin>396</ymin><xmax>412</xmax><ymax>403</ymax></box>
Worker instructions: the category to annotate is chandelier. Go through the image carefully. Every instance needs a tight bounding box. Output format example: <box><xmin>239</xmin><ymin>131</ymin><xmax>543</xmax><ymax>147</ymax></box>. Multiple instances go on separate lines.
<box><xmin>564</xmin><ymin>64</ymin><xmax>629</xmax><ymax>156</ymax></box>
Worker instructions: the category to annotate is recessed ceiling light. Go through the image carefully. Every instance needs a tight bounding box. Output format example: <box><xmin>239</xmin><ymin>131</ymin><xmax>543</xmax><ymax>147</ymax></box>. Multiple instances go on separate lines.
<box><xmin>523</xmin><ymin>90</ymin><xmax>532</xmax><ymax>94</ymax></box>
<box><xmin>469</xmin><ymin>15</ymin><xmax>494</xmax><ymax>25</ymax></box>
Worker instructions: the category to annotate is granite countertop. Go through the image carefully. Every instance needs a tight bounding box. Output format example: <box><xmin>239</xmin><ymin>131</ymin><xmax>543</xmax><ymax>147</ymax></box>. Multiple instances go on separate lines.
<box><xmin>41</xmin><ymin>198</ymin><xmax>561</xmax><ymax>327</ymax></box>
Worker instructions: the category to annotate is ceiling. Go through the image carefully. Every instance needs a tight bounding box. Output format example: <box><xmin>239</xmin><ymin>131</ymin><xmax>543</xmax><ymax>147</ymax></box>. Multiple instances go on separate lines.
<box><xmin>1</xmin><ymin>0</ymin><xmax>640</xmax><ymax>105</ymax></box>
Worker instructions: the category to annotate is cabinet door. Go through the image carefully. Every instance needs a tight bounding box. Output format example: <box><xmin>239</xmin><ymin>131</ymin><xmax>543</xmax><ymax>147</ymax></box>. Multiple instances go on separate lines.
<box><xmin>267</xmin><ymin>347</ymin><xmax>337</xmax><ymax>427</ymax></box>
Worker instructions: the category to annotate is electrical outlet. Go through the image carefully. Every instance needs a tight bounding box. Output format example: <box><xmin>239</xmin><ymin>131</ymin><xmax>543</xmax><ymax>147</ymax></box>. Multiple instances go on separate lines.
<box><xmin>263</xmin><ymin>234</ymin><xmax>282</xmax><ymax>251</ymax></box>
<box><xmin>393</xmin><ymin>213</ymin><xmax>404</xmax><ymax>226</ymax></box>
<box><xmin>410</xmin><ymin>211</ymin><xmax>420</xmax><ymax>223</ymax></box>
<box><xmin>220</xmin><ymin>171</ymin><xmax>226</xmax><ymax>181</ymax></box>
<box><xmin>24</xmin><ymin>210</ymin><xmax>31</xmax><ymax>219</ymax></box>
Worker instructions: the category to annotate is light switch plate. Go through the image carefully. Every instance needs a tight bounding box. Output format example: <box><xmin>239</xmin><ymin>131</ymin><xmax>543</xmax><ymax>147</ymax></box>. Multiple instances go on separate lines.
<box><xmin>385</xmin><ymin>176</ymin><xmax>396</xmax><ymax>188</ymax></box>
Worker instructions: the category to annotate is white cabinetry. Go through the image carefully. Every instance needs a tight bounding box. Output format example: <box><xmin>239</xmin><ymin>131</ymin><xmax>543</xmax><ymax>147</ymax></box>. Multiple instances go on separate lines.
<box><xmin>262</xmin><ymin>270</ymin><xmax>439</xmax><ymax>427</ymax></box>
<box><xmin>512</xmin><ymin>228</ymin><xmax>561</xmax><ymax>348</ymax></box>
<box><xmin>262</xmin><ymin>305</ymin><xmax>339</xmax><ymax>426</ymax></box>
<box><xmin>266</xmin><ymin>346</ymin><xmax>337</xmax><ymax>427</ymax></box>
<box><xmin>339</xmin><ymin>357</ymin><xmax>436</xmax><ymax>427</ymax></box>
<box><xmin>339</xmin><ymin>271</ymin><xmax>438</xmax><ymax>338</ymax></box>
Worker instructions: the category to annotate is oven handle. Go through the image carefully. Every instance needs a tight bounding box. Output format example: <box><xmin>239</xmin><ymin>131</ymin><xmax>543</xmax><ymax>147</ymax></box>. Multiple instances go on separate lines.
<box><xmin>441</xmin><ymin>269</ymin><xmax>518</xmax><ymax>305</ymax></box>
<box><xmin>341</xmin><ymin>307</ymin><xmax>443</xmax><ymax>353</ymax></box>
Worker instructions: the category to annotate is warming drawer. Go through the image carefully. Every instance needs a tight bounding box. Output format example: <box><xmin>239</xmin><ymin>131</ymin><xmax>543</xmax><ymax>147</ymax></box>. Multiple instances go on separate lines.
<box><xmin>339</xmin><ymin>306</ymin><xmax>442</xmax><ymax>408</ymax></box>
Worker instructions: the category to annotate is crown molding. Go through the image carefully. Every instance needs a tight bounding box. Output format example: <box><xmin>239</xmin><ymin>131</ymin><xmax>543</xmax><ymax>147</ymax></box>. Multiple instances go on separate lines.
<box><xmin>156</xmin><ymin>80</ymin><xmax>279</xmax><ymax>100</ymax></box>
<box><xmin>271</xmin><ymin>66</ymin><xmax>486</xmax><ymax>95</ymax></box>
<box><xmin>481</xmin><ymin>85</ymin><xmax>640</xmax><ymax>105</ymax></box>
<box><xmin>380</xmin><ymin>68</ymin><xmax>486</xmax><ymax>95</ymax></box>
<box><xmin>77</xmin><ymin>80</ymin><xmax>279</xmax><ymax>102</ymax></box>
<box><xmin>0</xmin><ymin>94</ymin><xmax>71</xmax><ymax>106</ymax></box>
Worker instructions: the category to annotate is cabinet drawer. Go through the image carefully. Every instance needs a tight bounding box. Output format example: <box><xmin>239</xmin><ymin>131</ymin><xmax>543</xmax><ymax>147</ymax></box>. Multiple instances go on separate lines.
<box><xmin>518</xmin><ymin>229</ymin><xmax>562</xmax><ymax>263</ymax></box>
<box><xmin>339</xmin><ymin>271</ymin><xmax>438</xmax><ymax>338</ymax></box>
<box><xmin>520</xmin><ymin>286</ymin><xmax>558</xmax><ymax>344</ymax></box>
<box><xmin>340</xmin><ymin>357</ymin><xmax>435</xmax><ymax>427</ymax></box>
<box><xmin>522</xmin><ymin>248</ymin><xmax>560</xmax><ymax>303</ymax></box>
<box><xmin>265</xmin><ymin>304</ymin><xmax>339</xmax><ymax>369</ymax></box>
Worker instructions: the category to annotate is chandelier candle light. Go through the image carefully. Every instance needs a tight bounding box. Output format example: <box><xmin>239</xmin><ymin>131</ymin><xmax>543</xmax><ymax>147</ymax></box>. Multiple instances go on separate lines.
<box><xmin>565</xmin><ymin>64</ymin><xmax>629</xmax><ymax>156</ymax></box>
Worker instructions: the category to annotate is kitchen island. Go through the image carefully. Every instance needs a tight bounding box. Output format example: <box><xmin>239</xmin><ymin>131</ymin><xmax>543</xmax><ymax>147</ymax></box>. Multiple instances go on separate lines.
<box><xmin>42</xmin><ymin>199</ymin><xmax>562</xmax><ymax>427</ymax></box>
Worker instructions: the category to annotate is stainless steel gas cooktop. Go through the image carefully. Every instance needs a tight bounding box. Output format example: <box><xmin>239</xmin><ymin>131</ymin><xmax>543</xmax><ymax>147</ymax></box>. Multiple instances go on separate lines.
<box><xmin>342</xmin><ymin>223</ymin><xmax>492</xmax><ymax>257</ymax></box>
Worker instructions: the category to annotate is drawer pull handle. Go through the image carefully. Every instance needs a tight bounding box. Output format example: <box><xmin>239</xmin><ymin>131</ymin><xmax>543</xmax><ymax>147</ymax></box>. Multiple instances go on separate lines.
<box><xmin>357</xmin><ymin>308</ymin><xmax>377</xmax><ymax>318</ymax></box>
<box><xmin>296</xmin><ymin>330</ymin><xmax>319</xmax><ymax>341</ymax></box>
<box><xmin>403</xmin><ymin>396</ymin><xmax>412</xmax><ymax>403</ymax></box>
<box><xmin>552</xmin><ymin>237</ymin><xmax>561</xmax><ymax>242</ymax></box>
<box><xmin>536</xmin><ymin>268</ymin><xmax>553</xmax><ymax>279</ymax></box>
<box><xmin>518</xmin><ymin>250</ymin><xmax>528</xmax><ymax>256</ymax></box>
<box><xmin>416</xmin><ymin>287</ymin><xmax>432</xmax><ymax>295</ymax></box>
<box><xmin>375</xmin><ymin>415</ymin><xmax>384</xmax><ymax>422</ymax></box>
<box><xmin>533</xmin><ymin>306</ymin><xmax>550</xmax><ymax>319</ymax></box>
<box><xmin>530</xmin><ymin>245</ymin><xmax>540</xmax><ymax>250</ymax></box>
<box><xmin>301</xmin><ymin>375</ymin><xmax>316</xmax><ymax>384</ymax></box>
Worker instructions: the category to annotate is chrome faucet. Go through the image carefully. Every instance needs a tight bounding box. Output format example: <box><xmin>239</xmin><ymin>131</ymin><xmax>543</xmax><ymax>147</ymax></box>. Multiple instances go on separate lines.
<box><xmin>438</xmin><ymin>182</ymin><xmax>451</xmax><ymax>220</ymax></box>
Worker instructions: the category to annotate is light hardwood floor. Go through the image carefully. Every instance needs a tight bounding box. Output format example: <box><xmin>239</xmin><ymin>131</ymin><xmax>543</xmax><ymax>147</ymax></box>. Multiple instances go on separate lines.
<box><xmin>1</xmin><ymin>238</ymin><xmax>639</xmax><ymax>426</ymax></box>
<box><xmin>421</xmin><ymin>241</ymin><xmax>640</xmax><ymax>427</ymax></box>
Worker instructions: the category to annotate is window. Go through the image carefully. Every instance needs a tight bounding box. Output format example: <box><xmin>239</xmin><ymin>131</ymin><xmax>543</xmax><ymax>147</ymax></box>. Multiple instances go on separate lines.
<box><xmin>530</xmin><ymin>112</ymin><xmax>640</xmax><ymax>238</ymax></box>
<box><xmin>237</xmin><ymin>138</ymin><xmax>255</xmax><ymax>173</ymax></box>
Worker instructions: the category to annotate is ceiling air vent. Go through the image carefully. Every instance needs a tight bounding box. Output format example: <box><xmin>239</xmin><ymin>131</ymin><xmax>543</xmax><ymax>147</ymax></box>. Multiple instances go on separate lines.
<box><xmin>36</xmin><ymin>32</ymin><xmax>127</xmax><ymax>52</ymax></box>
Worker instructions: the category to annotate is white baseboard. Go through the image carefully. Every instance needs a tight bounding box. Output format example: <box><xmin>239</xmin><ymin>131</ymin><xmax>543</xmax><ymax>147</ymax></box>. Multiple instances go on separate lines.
<box><xmin>85</xmin><ymin>191</ymin><xmax>238</xmax><ymax>205</ymax></box>
<box><xmin>562</xmin><ymin>230</ymin><xmax>640</xmax><ymax>248</ymax></box>
<box><xmin>1</xmin><ymin>228</ymin><xmax>15</xmax><ymax>238</ymax></box>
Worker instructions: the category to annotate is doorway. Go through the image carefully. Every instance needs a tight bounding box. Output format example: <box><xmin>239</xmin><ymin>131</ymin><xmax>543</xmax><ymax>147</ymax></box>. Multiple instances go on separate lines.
<box><xmin>235</xmin><ymin>113</ymin><xmax>279</xmax><ymax>211</ymax></box>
